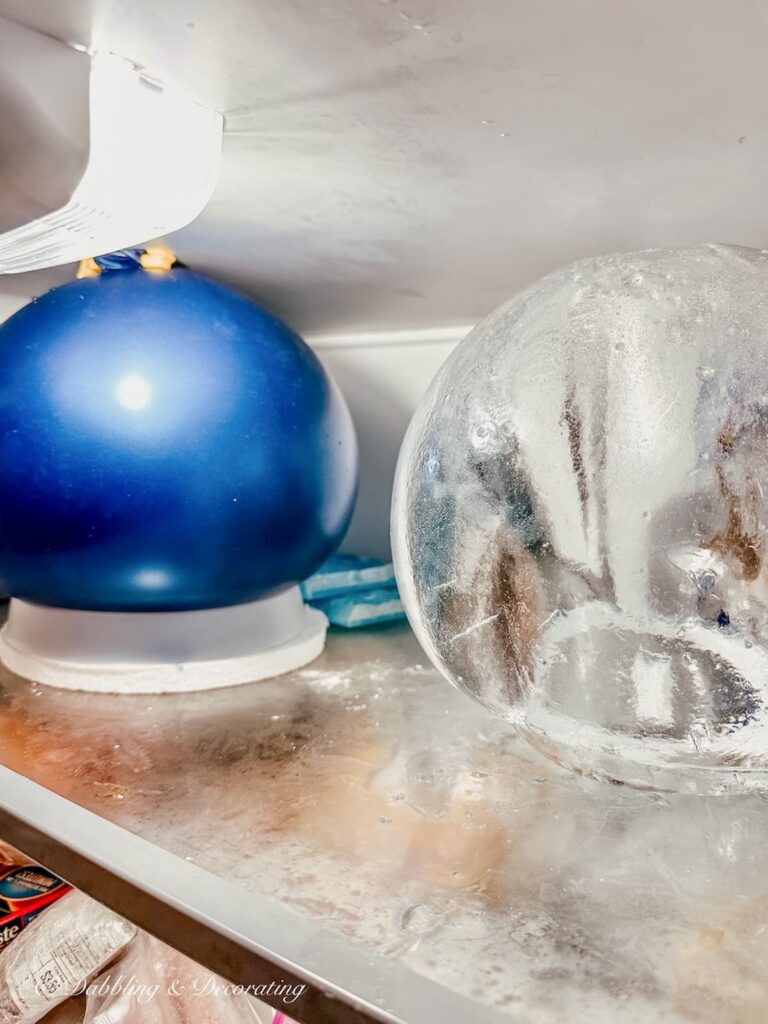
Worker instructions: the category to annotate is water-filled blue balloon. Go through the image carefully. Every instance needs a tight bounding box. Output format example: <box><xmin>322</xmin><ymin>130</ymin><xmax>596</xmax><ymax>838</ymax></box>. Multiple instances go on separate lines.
<box><xmin>0</xmin><ymin>262</ymin><xmax>358</xmax><ymax>611</ymax></box>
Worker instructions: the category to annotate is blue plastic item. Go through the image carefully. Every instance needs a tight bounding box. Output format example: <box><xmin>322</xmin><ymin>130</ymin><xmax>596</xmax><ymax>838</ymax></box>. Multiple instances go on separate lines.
<box><xmin>314</xmin><ymin>585</ymin><xmax>405</xmax><ymax>628</ymax></box>
<box><xmin>300</xmin><ymin>554</ymin><xmax>396</xmax><ymax>601</ymax></box>
<box><xmin>0</xmin><ymin>260</ymin><xmax>358</xmax><ymax>611</ymax></box>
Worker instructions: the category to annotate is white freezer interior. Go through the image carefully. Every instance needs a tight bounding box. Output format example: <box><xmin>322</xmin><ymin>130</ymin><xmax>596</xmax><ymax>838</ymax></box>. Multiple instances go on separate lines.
<box><xmin>1</xmin><ymin>0</ymin><xmax>767</xmax><ymax>555</ymax></box>
<box><xmin>0</xmin><ymin>4</ymin><xmax>767</xmax><ymax>1024</ymax></box>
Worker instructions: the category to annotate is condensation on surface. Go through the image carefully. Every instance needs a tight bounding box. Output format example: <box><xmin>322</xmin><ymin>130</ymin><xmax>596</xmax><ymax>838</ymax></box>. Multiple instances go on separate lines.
<box><xmin>1</xmin><ymin>624</ymin><xmax>767</xmax><ymax>1023</ymax></box>
<box><xmin>392</xmin><ymin>244</ymin><xmax>768</xmax><ymax>790</ymax></box>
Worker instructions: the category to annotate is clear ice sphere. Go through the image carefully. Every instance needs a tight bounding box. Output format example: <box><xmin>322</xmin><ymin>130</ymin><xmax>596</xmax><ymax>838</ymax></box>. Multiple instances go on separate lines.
<box><xmin>392</xmin><ymin>244</ymin><xmax>768</xmax><ymax>792</ymax></box>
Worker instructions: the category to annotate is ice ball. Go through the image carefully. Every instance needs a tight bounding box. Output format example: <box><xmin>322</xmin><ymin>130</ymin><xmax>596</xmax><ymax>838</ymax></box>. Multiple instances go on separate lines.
<box><xmin>392</xmin><ymin>245</ymin><xmax>768</xmax><ymax>792</ymax></box>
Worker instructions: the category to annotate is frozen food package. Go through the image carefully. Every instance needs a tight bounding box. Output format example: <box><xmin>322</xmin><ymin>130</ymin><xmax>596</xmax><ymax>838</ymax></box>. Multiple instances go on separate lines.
<box><xmin>0</xmin><ymin>889</ymin><xmax>137</xmax><ymax>1023</ymax></box>
<box><xmin>83</xmin><ymin>932</ymin><xmax>296</xmax><ymax>1024</ymax></box>
<box><xmin>0</xmin><ymin>864</ymin><xmax>72</xmax><ymax>953</ymax></box>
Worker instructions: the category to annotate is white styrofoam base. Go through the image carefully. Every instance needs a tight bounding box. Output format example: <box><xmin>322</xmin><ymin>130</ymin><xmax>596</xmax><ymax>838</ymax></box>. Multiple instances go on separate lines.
<box><xmin>0</xmin><ymin>592</ymin><xmax>328</xmax><ymax>694</ymax></box>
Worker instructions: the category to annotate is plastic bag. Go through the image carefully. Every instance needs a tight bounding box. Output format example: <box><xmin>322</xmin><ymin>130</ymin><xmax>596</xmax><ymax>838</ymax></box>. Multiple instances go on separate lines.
<box><xmin>0</xmin><ymin>889</ymin><xmax>137</xmax><ymax>1023</ymax></box>
<box><xmin>40</xmin><ymin>998</ymin><xmax>86</xmax><ymax>1024</ymax></box>
<box><xmin>83</xmin><ymin>932</ymin><xmax>286</xmax><ymax>1024</ymax></box>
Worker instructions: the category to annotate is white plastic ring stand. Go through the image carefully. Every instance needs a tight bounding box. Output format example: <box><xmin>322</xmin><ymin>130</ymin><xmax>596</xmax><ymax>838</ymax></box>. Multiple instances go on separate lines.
<box><xmin>0</xmin><ymin>587</ymin><xmax>327</xmax><ymax>694</ymax></box>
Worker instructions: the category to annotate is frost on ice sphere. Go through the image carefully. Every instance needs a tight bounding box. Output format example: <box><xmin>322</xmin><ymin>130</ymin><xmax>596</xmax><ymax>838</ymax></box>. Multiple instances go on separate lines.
<box><xmin>392</xmin><ymin>245</ymin><xmax>768</xmax><ymax>792</ymax></box>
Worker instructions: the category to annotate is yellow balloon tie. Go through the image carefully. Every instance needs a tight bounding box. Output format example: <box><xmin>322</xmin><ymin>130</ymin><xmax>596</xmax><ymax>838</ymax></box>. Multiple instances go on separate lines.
<box><xmin>76</xmin><ymin>244</ymin><xmax>177</xmax><ymax>279</ymax></box>
<box><xmin>140</xmin><ymin>243</ymin><xmax>177</xmax><ymax>273</ymax></box>
<box><xmin>76</xmin><ymin>257</ymin><xmax>101</xmax><ymax>279</ymax></box>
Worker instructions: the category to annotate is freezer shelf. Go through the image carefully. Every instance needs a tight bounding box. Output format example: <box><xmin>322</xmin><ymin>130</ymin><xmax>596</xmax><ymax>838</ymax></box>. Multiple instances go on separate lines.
<box><xmin>0</xmin><ymin>622</ymin><xmax>763</xmax><ymax>1024</ymax></box>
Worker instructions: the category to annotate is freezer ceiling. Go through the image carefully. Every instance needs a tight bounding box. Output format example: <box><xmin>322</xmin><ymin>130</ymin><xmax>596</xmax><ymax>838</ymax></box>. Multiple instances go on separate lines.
<box><xmin>0</xmin><ymin>0</ymin><xmax>765</xmax><ymax>334</ymax></box>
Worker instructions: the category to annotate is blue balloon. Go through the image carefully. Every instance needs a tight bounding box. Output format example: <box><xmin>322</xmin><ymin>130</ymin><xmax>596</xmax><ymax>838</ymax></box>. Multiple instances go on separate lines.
<box><xmin>0</xmin><ymin>263</ymin><xmax>358</xmax><ymax>611</ymax></box>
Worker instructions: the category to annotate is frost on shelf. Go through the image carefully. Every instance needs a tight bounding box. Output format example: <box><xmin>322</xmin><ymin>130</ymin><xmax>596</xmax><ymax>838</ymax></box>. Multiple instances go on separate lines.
<box><xmin>5</xmin><ymin>629</ymin><xmax>768</xmax><ymax>1021</ymax></box>
<box><xmin>392</xmin><ymin>244</ymin><xmax>768</xmax><ymax>791</ymax></box>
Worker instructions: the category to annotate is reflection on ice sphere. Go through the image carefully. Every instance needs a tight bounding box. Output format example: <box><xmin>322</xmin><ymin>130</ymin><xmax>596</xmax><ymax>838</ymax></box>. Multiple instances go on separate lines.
<box><xmin>392</xmin><ymin>245</ymin><xmax>768</xmax><ymax>792</ymax></box>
